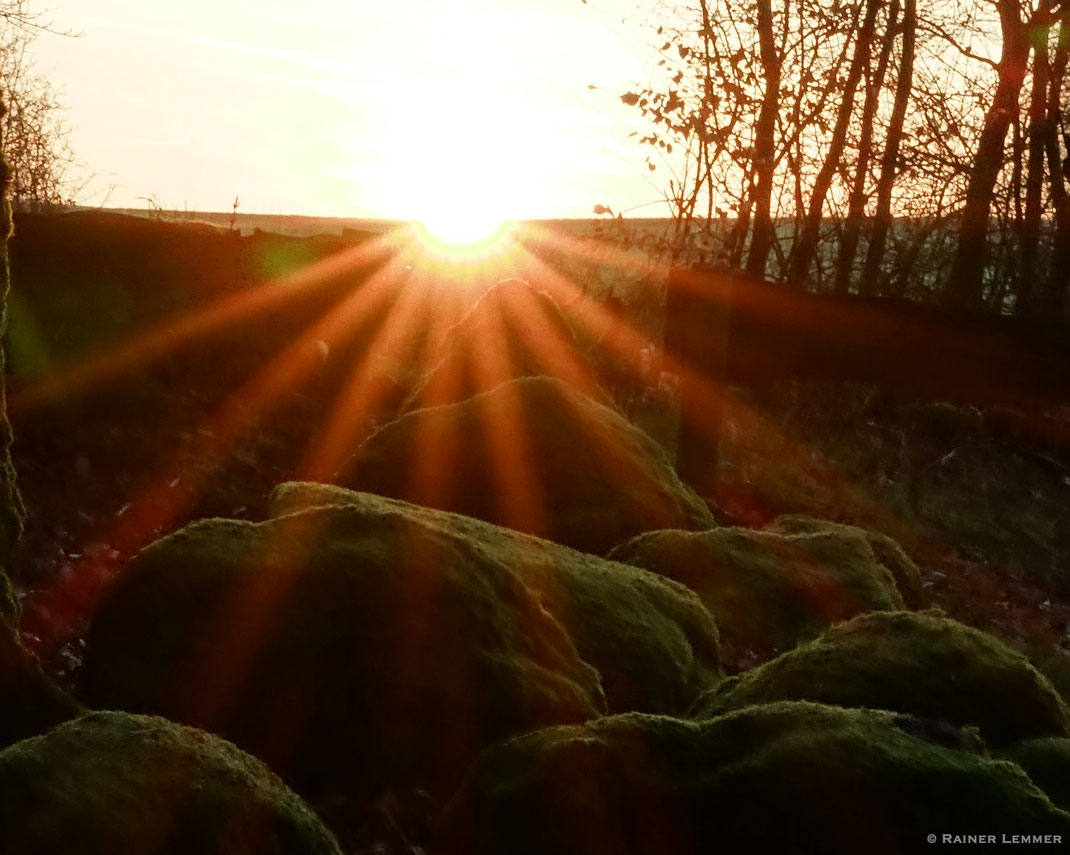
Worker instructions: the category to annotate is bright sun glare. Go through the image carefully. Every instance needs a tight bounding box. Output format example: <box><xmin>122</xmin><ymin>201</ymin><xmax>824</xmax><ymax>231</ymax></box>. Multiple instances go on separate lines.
<box><xmin>415</xmin><ymin>213</ymin><xmax>515</xmax><ymax>254</ymax></box>
<box><xmin>377</xmin><ymin>56</ymin><xmax>545</xmax><ymax>257</ymax></box>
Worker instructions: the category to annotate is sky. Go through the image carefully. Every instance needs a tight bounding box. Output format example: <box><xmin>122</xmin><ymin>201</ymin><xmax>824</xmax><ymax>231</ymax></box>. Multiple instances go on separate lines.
<box><xmin>28</xmin><ymin>0</ymin><xmax>671</xmax><ymax>220</ymax></box>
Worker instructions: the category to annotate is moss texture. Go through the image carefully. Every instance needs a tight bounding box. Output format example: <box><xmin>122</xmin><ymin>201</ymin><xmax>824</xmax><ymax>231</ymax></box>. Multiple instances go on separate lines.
<box><xmin>608</xmin><ymin>525</ymin><xmax>905</xmax><ymax>669</ymax></box>
<box><xmin>271</xmin><ymin>483</ymin><xmax>723</xmax><ymax>714</ymax></box>
<box><xmin>765</xmin><ymin>514</ymin><xmax>926</xmax><ymax>608</ymax></box>
<box><xmin>696</xmin><ymin>610</ymin><xmax>1070</xmax><ymax>747</ymax></box>
<box><xmin>0</xmin><ymin>711</ymin><xmax>341</xmax><ymax>855</ymax></box>
<box><xmin>437</xmin><ymin>701</ymin><xmax>1070</xmax><ymax>855</ymax></box>
<box><xmin>334</xmin><ymin>376</ymin><xmax>716</xmax><ymax>556</ymax></box>
<box><xmin>80</xmin><ymin>504</ymin><xmax>605</xmax><ymax>802</ymax></box>
<box><xmin>1004</xmin><ymin>738</ymin><xmax>1070</xmax><ymax>813</ymax></box>
<box><xmin>402</xmin><ymin>280</ymin><xmax>608</xmax><ymax>413</ymax></box>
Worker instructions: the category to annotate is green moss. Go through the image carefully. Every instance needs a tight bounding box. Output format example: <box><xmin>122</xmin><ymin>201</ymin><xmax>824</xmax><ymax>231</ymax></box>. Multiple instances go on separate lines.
<box><xmin>334</xmin><ymin>377</ymin><xmax>716</xmax><ymax>556</ymax></box>
<box><xmin>81</xmin><ymin>504</ymin><xmax>606</xmax><ymax>802</ymax></box>
<box><xmin>1004</xmin><ymin>739</ymin><xmax>1070</xmax><ymax>813</ymax></box>
<box><xmin>271</xmin><ymin>483</ymin><xmax>723</xmax><ymax>714</ymax></box>
<box><xmin>608</xmin><ymin>526</ymin><xmax>904</xmax><ymax>669</ymax></box>
<box><xmin>696</xmin><ymin>610</ymin><xmax>1070</xmax><ymax>747</ymax></box>
<box><xmin>766</xmin><ymin>514</ymin><xmax>926</xmax><ymax>608</ymax></box>
<box><xmin>0</xmin><ymin>710</ymin><xmax>341</xmax><ymax>854</ymax></box>
<box><xmin>437</xmin><ymin>701</ymin><xmax>1070</xmax><ymax>855</ymax></box>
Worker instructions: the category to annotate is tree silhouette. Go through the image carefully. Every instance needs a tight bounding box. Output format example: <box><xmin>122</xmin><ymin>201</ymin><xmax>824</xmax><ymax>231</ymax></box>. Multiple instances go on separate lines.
<box><xmin>612</xmin><ymin>0</ymin><xmax>1070</xmax><ymax>315</ymax></box>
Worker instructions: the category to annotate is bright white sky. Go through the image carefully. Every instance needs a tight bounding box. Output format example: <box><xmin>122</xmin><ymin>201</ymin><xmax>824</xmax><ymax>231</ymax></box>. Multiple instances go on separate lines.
<box><xmin>29</xmin><ymin>0</ymin><xmax>670</xmax><ymax>220</ymax></box>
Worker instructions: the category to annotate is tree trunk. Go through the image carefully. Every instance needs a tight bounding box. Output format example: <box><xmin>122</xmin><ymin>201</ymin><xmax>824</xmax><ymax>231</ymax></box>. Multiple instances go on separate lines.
<box><xmin>861</xmin><ymin>0</ymin><xmax>916</xmax><ymax>295</ymax></box>
<box><xmin>787</xmin><ymin>0</ymin><xmax>881</xmax><ymax>286</ymax></box>
<box><xmin>728</xmin><ymin>182</ymin><xmax>753</xmax><ymax>269</ymax></box>
<box><xmin>942</xmin><ymin>0</ymin><xmax>1030</xmax><ymax>309</ymax></box>
<box><xmin>1043</xmin><ymin>11</ymin><xmax>1070</xmax><ymax>314</ymax></box>
<box><xmin>0</xmin><ymin>95</ymin><xmax>23</xmax><ymax>625</ymax></box>
<box><xmin>1016</xmin><ymin>2</ymin><xmax>1053</xmax><ymax>315</ymax></box>
<box><xmin>745</xmin><ymin>0</ymin><xmax>781</xmax><ymax>278</ymax></box>
<box><xmin>834</xmin><ymin>0</ymin><xmax>900</xmax><ymax>294</ymax></box>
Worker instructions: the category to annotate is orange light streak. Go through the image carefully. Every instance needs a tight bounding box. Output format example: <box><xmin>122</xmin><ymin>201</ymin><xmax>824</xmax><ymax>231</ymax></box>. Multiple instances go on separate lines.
<box><xmin>467</xmin><ymin>293</ymin><xmax>548</xmax><ymax>539</ymax></box>
<box><xmin>11</xmin><ymin>232</ymin><xmax>401</xmax><ymax>413</ymax></box>
<box><xmin>22</xmin><ymin>249</ymin><xmax>415</xmax><ymax>653</ymax></box>
<box><xmin>299</xmin><ymin>278</ymin><xmax>432</xmax><ymax>481</ymax></box>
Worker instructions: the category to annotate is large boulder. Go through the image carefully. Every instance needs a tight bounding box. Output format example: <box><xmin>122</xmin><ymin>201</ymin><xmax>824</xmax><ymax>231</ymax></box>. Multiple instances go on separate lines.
<box><xmin>0</xmin><ymin>711</ymin><xmax>341</xmax><ymax>855</ymax></box>
<box><xmin>402</xmin><ymin>279</ymin><xmax>606</xmax><ymax>413</ymax></box>
<box><xmin>80</xmin><ymin>504</ymin><xmax>604</xmax><ymax>803</ymax></box>
<box><xmin>765</xmin><ymin>514</ymin><xmax>926</xmax><ymax>608</ymax></box>
<box><xmin>334</xmin><ymin>377</ymin><xmax>716</xmax><ymax>555</ymax></box>
<box><xmin>608</xmin><ymin>526</ymin><xmax>905</xmax><ymax>670</ymax></box>
<box><xmin>437</xmin><ymin>702</ymin><xmax>1070</xmax><ymax>855</ymax></box>
<box><xmin>1005</xmin><ymin>738</ymin><xmax>1070</xmax><ymax>813</ymax></box>
<box><xmin>271</xmin><ymin>483</ymin><xmax>723</xmax><ymax>714</ymax></box>
<box><xmin>696</xmin><ymin>610</ymin><xmax>1070</xmax><ymax>747</ymax></box>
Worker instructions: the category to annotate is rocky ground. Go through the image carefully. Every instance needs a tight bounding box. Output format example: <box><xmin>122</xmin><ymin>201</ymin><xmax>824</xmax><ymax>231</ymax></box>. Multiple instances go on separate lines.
<box><xmin>1</xmin><ymin>212</ymin><xmax>1068</xmax><ymax>853</ymax></box>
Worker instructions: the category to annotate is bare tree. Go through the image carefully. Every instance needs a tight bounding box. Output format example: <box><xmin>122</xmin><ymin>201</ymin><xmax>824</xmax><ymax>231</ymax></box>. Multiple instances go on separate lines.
<box><xmin>942</xmin><ymin>0</ymin><xmax>1032</xmax><ymax>307</ymax></box>
<box><xmin>744</xmin><ymin>0</ymin><xmax>782</xmax><ymax>277</ymax></box>
<box><xmin>834</xmin><ymin>0</ymin><xmax>900</xmax><ymax>294</ymax></box>
<box><xmin>0</xmin><ymin>0</ymin><xmax>69</xmax><ymax>602</ymax></box>
<box><xmin>613</xmin><ymin>0</ymin><xmax>1070</xmax><ymax>316</ymax></box>
<box><xmin>0</xmin><ymin>3</ymin><xmax>78</xmax><ymax>212</ymax></box>
<box><xmin>1043</xmin><ymin>6</ymin><xmax>1070</xmax><ymax>313</ymax></box>
<box><xmin>0</xmin><ymin>1</ymin><xmax>31</xmax><ymax>624</ymax></box>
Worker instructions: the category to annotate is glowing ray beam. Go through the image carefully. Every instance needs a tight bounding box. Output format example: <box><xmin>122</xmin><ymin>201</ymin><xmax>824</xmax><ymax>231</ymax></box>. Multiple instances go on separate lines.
<box><xmin>21</xmin><ymin>250</ymin><xmax>416</xmax><ymax>654</ymax></box>
<box><xmin>497</xmin><ymin>283</ymin><xmax>605</xmax><ymax>402</ymax></box>
<box><xmin>160</xmin><ymin>509</ymin><xmax>328</xmax><ymax>735</ymax></box>
<box><xmin>518</xmin><ymin>221</ymin><xmax>676</xmax><ymax>282</ymax></box>
<box><xmin>299</xmin><ymin>278</ymin><xmax>433</xmax><ymax>481</ymax></box>
<box><xmin>468</xmin><ymin>292</ymin><xmax>548</xmax><ymax>539</ymax></box>
<box><xmin>10</xmin><ymin>231</ymin><xmax>402</xmax><ymax>413</ymax></box>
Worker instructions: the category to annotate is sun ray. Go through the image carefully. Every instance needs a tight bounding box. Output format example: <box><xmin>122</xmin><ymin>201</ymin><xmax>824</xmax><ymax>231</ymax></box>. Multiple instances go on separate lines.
<box><xmin>161</xmin><ymin>509</ymin><xmax>329</xmax><ymax>734</ymax></box>
<box><xmin>20</xmin><ymin>248</ymin><xmax>417</xmax><ymax>653</ymax></box>
<box><xmin>299</xmin><ymin>275</ymin><xmax>432</xmax><ymax>481</ymax></box>
<box><xmin>467</xmin><ymin>293</ymin><xmax>548</xmax><ymax>539</ymax></box>
<box><xmin>518</xmin><ymin>221</ymin><xmax>676</xmax><ymax>284</ymax></box>
<box><xmin>10</xmin><ymin>231</ymin><xmax>402</xmax><ymax>414</ymax></box>
<box><xmin>496</xmin><ymin>284</ymin><xmax>605</xmax><ymax>401</ymax></box>
<box><xmin>506</xmin><ymin>247</ymin><xmax>733</xmax><ymax>457</ymax></box>
<box><xmin>399</xmin><ymin>271</ymin><xmax>491</xmax><ymax>514</ymax></box>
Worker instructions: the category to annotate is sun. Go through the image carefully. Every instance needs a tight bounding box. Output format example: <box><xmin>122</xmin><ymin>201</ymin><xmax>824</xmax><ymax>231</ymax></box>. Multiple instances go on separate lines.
<box><xmin>414</xmin><ymin>211</ymin><xmax>515</xmax><ymax>255</ymax></box>
<box><xmin>369</xmin><ymin>79</ymin><xmax>544</xmax><ymax>260</ymax></box>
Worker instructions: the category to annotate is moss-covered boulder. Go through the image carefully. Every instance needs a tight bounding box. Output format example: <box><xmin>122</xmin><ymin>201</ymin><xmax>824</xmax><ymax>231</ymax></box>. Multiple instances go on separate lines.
<box><xmin>334</xmin><ymin>377</ymin><xmax>716</xmax><ymax>555</ymax></box>
<box><xmin>270</xmin><ymin>483</ymin><xmax>723</xmax><ymax>714</ymax></box>
<box><xmin>765</xmin><ymin>514</ymin><xmax>926</xmax><ymax>608</ymax></box>
<box><xmin>80</xmin><ymin>505</ymin><xmax>604</xmax><ymax>802</ymax></box>
<box><xmin>402</xmin><ymin>279</ymin><xmax>606</xmax><ymax>413</ymax></box>
<box><xmin>0</xmin><ymin>711</ymin><xmax>341</xmax><ymax>854</ymax></box>
<box><xmin>608</xmin><ymin>526</ymin><xmax>905</xmax><ymax>669</ymax></box>
<box><xmin>1005</xmin><ymin>738</ymin><xmax>1070</xmax><ymax>813</ymax></box>
<box><xmin>437</xmin><ymin>702</ymin><xmax>1070</xmax><ymax>855</ymax></box>
<box><xmin>696</xmin><ymin>611</ymin><xmax>1070</xmax><ymax>747</ymax></box>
